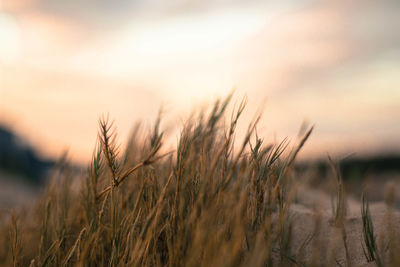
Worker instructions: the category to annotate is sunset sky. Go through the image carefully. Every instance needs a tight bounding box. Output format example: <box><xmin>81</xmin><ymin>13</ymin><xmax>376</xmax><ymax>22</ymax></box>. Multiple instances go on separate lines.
<box><xmin>1</xmin><ymin>0</ymin><xmax>399</xmax><ymax>163</ymax></box>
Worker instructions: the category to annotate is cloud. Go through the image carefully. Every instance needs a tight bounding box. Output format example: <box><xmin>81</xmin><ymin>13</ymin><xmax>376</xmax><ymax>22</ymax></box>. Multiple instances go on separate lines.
<box><xmin>235</xmin><ymin>0</ymin><xmax>400</xmax><ymax>94</ymax></box>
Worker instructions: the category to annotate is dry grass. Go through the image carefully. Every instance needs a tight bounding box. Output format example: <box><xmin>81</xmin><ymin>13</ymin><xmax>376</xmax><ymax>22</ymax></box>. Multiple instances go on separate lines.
<box><xmin>0</xmin><ymin>96</ymin><xmax>399</xmax><ymax>266</ymax></box>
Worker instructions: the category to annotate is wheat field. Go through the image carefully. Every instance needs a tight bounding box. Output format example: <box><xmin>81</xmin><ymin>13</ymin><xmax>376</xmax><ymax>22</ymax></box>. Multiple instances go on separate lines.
<box><xmin>1</xmin><ymin>95</ymin><xmax>398</xmax><ymax>267</ymax></box>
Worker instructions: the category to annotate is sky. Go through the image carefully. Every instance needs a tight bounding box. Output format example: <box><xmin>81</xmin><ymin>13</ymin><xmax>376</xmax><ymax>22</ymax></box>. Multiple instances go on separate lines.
<box><xmin>0</xmin><ymin>0</ymin><xmax>399</xmax><ymax>163</ymax></box>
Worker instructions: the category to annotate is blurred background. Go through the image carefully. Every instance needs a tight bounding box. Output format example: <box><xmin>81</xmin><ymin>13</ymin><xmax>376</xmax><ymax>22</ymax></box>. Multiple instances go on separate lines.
<box><xmin>0</xmin><ymin>0</ymin><xmax>399</xmax><ymax>206</ymax></box>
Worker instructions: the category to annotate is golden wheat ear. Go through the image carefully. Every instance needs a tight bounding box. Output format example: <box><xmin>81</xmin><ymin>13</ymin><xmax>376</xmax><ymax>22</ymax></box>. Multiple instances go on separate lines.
<box><xmin>98</xmin><ymin>115</ymin><xmax>120</xmax><ymax>186</ymax></box>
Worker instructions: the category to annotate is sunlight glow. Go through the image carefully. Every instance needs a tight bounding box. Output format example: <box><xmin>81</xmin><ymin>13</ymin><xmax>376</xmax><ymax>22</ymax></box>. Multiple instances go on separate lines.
<box><xmin>66</xmin><ymin>7</ymin><xmax>271</xmax><ymax>107</ymax></box>
<box><xmin>0</xmin><ymin>13</ymin><xmax>22</xmax><ymax>62</ymax></box>
<box><xmin>69</xmin><ymin>8</ymin><xmax>269</xmax><ymax>77</ymax></box>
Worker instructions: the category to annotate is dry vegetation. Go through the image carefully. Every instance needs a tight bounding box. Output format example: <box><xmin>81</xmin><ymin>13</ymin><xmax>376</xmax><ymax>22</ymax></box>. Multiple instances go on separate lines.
<box><xmin>0</xmin><ymin>95</ymin><xmax>399</xmax><ymax>266</ymax></box>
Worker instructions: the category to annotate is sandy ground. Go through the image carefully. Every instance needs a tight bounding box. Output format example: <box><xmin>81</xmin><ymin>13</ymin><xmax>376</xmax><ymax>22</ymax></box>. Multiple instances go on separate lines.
<box><xmin>287</xmin><ymin>183</ymin><xmax>400</xmax><ymax>266</ymax></box>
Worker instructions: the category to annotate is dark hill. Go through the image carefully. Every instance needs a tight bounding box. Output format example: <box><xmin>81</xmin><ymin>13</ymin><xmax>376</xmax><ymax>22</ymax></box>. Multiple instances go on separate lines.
<box><xmin>0</xmin><ymin>126</ymin><xmax>54</xmax><ymax>184</ymax></box>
